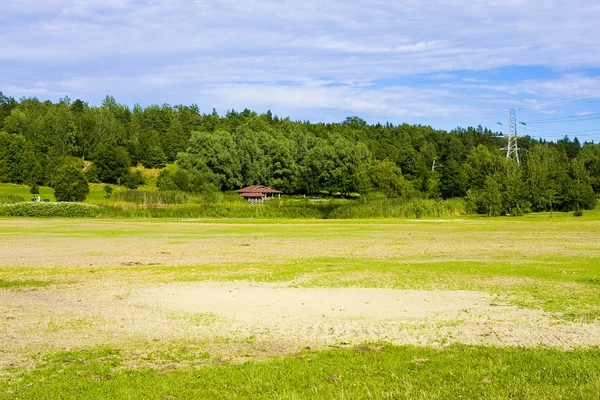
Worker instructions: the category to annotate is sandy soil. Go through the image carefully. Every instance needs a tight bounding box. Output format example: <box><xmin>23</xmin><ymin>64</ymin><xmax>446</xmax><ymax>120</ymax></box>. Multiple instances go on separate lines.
<box><xmin>2</xmin><ymin>281</ymin><xmax>600</xmax><ymax>372</ymax></box>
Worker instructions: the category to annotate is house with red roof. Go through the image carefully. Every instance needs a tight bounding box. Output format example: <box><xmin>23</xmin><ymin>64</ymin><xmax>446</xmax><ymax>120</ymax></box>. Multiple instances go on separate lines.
<box><xmin>235</xmin><ymin>185</ymin><xmax>282</xmax><ymax>203</ymax></box>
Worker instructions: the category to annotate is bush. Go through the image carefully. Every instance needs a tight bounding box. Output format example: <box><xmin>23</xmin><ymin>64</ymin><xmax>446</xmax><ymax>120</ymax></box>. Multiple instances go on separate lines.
<box><xmin>122</xmin><ymin>170</ymin><xmax>145</xmax><ymax>189</ymax></box>
<box><xmin>0</xmin><ymin>202</ymin><xmax>100</xmax><ymax>217</ymax></box>
<box><xmin>104</xmin><ymin>184</ymin><xmax>113</xmax><ymax>198</ymax></box>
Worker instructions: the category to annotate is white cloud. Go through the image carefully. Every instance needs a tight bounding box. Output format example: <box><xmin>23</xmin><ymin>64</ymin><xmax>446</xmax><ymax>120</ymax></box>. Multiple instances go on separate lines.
<box><xmin>202</xmin><ymin>81</ymin><xmax>470</xmax><ymax>119</ymax></box>
<box><xmin>1</xmin><ymin>0</ymin><xmax>600</xmax><ymax>138</ymax></box>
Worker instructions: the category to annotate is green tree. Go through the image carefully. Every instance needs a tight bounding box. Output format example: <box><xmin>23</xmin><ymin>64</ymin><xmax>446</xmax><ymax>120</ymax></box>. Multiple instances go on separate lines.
<box><xmin>368</xmin><ymin>160</ymin><xmax>414</xmax><ymax>198</ymax></box>
<box><xmin>20</xmin><ymin>144</ymin><xmax>45</xmax><ymax>186</ymax></box>
<box><xmin>0</xmin><ymin>132</ymin><xmax>26</xmax><ymax>183</ymax></box>
<box><xmin>565</xmin><ymin>158</ymin><xmax>597</xmax><ymax>211</ymax></box>
<box><xmin>92</xmin><ymin>145</ymin><xmax>131</xmax><ymax>184</ymax></box>
<box><xmin>440</xmin><ymin>159</ymin><xmax>467</xmax><ymax>198</ymax></box>
<box><xmin>143</xmin><ymin>146</ymin><xmax>167</xmax><ymax>169</ymax></box>
<box><xmin>525</xmin><ymin>144</ymin><xmax>569</xmax><ymax>212</ymax></box>
<box><xmin>466</xmin><ymin>175</ymin><xmax>503</xmax><ymax>216</ymax></box>
<box><xmin>178</xmin><ymin>130</ymin><xmax>242</xmax><ymax>191</ymax></box>
<box><xmin>53</xmin><ymin>162</ymin><xmax>89</xmax><ymax>202</ymax></box>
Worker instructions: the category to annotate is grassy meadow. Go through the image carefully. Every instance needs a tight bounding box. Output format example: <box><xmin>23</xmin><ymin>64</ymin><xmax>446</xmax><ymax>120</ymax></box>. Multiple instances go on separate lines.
<box><xmin>1</xmin><ymin>211</ymin><xmax>600</xmax><ymax>398</ymax></box>
<box><xmin>2</xmin><ymin>215</ymin><xmax>599</xmax><ymax>319</ymax></box>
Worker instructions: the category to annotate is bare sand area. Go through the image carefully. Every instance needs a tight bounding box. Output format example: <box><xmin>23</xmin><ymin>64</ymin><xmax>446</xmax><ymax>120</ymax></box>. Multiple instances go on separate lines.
<box><xmin>2</xmin><ymin>281</ymin><xmax>600</xmax><ymax>371</ymax></box>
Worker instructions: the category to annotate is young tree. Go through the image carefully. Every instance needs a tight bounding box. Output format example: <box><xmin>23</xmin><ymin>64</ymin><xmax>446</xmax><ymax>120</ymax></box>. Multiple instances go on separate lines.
<box><xmin>103</xmin><ymin>184</ymin><xmax>113</xmax><ymax>198</ymax></box>
<box><xmin>53</xmin><ymin>162</ymin><xmax>89</xmax><ymax>202</ymax></box>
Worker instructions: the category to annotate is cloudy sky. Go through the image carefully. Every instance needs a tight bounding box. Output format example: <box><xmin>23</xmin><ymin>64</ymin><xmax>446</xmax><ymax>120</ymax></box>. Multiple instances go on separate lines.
<box><xmin>2</xmin><ymin>0</ymin><xmax>600</xmax><ymax>141</ymax></box>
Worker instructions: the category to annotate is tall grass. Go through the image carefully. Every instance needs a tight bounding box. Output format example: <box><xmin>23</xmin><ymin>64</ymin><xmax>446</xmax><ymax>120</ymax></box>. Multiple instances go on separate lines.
<box><xmin>189</xmin><ymin>191</ymin><xmax>247</xmax><ymax>204</ymax></box>
<box><xmin>95</xmin><ymin>197</ymin><xmax>467</xmax><ymax>219</ymax></box>
<box><xmin>0</xmin><ymin>194</ymin><xmax>26</xmax><ymax>204</ymax></box>
<box><xmin>327</xmin><ymin>198</ymin><xmax>467</xmax><ymax>219</ymax></box>
<box><xmin>112</xmin><ymin>190</ymin><xmax>188</xmax><ymax>206</ymax></box>
<box><xmin>99</xmin><ymin>201</ymin><xmax>323</xmax><ymax>219</ymax></box>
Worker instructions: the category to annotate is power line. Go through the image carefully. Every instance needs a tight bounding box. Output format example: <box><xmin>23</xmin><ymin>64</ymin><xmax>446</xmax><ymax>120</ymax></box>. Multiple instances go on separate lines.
<box><xmin>520</xmin><ymin>124</ymin><xmax>600</xmax><ymax>139</ymax></box>
<box><xmin>519</xmin><ymin>92</ymin><xmax>600</xmax><ymax>111</ymax></box>
<box><xmin>523</xmin><ymin>114</ymin><xmax>600</xmax><ymax>124</ymax></box>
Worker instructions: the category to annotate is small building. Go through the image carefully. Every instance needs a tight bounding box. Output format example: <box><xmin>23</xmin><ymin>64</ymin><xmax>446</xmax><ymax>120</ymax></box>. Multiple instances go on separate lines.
<box><xmin>235</xmin><ymin>185</ymin><xmax>282</xmax><ymax>203</ymax></box>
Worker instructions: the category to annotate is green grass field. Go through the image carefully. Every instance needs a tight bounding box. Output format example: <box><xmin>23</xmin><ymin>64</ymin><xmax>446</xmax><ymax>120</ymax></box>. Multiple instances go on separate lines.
<box><xmin>1</xmin><ymin>215</ymin><xmax>600</xmax><ymax>398</ymax></box>
<box><xmin>3</xmin><ymin>345</ymin><xmax>600</xmax><ymax>399</ymax></box>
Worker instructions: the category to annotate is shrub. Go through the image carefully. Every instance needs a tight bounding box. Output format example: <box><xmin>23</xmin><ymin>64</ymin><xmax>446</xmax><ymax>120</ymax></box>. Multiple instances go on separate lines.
<box><xmin>0</xmin><ymin>202</ymin><xmax>100</xmax><ymax>217</ymax></box>
<box><xmin>122</xmin><ymin>170</ymin><xmax>145</xmax><ymax>189</ymax></box>
<box><xmin>103</xmin><ymin>184</ymin><xmax>113</xmax><ymax>198</ymax></box>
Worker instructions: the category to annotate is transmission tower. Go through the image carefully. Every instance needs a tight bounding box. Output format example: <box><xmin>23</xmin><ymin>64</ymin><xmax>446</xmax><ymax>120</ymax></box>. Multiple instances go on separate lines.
<box><xmin>498</xmin><ymin>108</ymin><xmax>520</xmax><ymax>165</ymax></box>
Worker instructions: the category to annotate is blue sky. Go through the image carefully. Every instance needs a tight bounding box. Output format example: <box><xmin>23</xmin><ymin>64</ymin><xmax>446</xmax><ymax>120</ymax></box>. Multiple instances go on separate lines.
<box><xmin>2</xmin><ymin>0</ymin><xmax>600</xmax><ymax>141</ymax></box>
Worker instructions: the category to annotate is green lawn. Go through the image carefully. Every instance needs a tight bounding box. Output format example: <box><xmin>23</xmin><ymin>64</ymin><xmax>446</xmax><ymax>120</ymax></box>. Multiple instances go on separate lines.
<box><xmin>2</xmin><ymin>345</ymin><xmax>599</xmax><ymax>399</ymax></box>
<box><xmin>0</xmin><ymin>183</ymin><xmax>56</xmax><ymax>201</ymax></box>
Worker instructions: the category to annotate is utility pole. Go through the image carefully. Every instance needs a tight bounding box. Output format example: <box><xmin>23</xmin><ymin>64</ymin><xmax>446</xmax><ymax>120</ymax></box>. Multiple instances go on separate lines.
<box><xmin>497</xmin><ymin>108</ymin><xmax>520</xmax><ymax>165</ymax></box>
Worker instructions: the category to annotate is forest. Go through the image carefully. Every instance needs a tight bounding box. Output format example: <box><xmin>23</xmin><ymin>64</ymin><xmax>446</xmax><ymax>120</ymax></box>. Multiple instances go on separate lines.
<box><xmin>0</xmin><ymin>91</ymin><xmax>598</xmax><ymax>215</ymax></box>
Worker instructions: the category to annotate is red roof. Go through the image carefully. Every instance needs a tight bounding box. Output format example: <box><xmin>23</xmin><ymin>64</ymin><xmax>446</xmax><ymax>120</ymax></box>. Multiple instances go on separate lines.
<box><xmin>235</xmin><ymin>185</ymin><xmax>282</xmax><ymax>194</ymax></box>
<box><xmin>240</xmin><ymin>192</ymin><xmax>266</xmax><ymax>198</ymax></box>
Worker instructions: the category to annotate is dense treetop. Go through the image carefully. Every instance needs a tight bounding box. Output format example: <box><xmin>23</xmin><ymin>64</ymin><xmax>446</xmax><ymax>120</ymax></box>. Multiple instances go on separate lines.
<box><xmin>0</xmin><ymin>92</ymin><xmax>598</xmax><ymax>214</ymax></box>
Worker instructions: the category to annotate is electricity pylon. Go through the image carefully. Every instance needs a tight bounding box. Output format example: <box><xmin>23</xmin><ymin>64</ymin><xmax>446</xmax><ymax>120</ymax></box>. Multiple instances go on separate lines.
<box><xmin>497</xmin><ymin>108</ymin><xmax>520</xmax><ymax>165</ymax></box>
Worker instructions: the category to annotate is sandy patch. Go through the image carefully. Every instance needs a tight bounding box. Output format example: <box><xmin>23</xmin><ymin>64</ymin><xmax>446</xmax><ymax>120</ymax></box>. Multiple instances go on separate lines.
<box><xmin>129</xmin><ymin>281</ymin><xmax>600</xmax><ymax>350</ymax></box>
<box><xmin>3</xmin><ymin>281</ymin><xmax>600</xmax><ymax>373</ymax></box>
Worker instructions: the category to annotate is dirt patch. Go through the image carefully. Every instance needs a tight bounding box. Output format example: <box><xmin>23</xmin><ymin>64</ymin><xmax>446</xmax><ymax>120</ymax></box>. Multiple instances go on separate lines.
<box><xmin>129</xmin><ymin>281</ymin><xmax>600</xmax><ymax>349</ymax></box>
<box><xmin>2</xmin><ymin>281</ymin><xmax>600</xmax><ymax>373</ymax></box>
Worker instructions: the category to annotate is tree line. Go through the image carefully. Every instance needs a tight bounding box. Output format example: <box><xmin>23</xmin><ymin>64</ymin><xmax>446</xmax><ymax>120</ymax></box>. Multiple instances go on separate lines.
<box><xmin>0</xmin><ymin>91</ymin><xmax>598</xmax><ymax>213</ymax></box>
